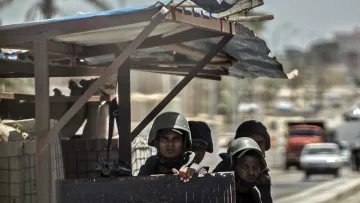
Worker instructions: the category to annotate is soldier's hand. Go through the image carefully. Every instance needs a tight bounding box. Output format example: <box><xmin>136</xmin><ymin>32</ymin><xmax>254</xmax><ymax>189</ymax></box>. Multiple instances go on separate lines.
<box><xmin>172</xmin><ymin>167</ymin><xmax>197</xmax><ymax>182</ymax></box>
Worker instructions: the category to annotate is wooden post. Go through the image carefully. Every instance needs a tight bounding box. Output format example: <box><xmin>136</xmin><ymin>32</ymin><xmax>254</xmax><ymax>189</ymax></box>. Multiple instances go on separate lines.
<box><xmin>33</xmin><ymin>39</ymin><xmax>51</xmax><ymax>203</ymax></box>
<box><xmin>117</xmin><ymin>60</ymin><xmax>132</xmax><ymax>167</ymax></box>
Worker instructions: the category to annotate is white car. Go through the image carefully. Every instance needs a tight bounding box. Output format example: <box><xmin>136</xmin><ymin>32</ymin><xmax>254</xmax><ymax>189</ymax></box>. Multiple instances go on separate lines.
<box><xmin>300</xmin><ymin>143</ymin><xmax>343</xmax><ymax>179</ymax></box>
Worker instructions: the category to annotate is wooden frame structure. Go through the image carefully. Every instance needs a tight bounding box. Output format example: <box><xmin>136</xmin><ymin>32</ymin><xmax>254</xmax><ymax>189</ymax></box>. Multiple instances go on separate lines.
<box><xmin>0</xmin><ymin>1</ymin><xmax>283</xmax><ymax>202</ymax></box>
<box><xmin>0</xmin><ymin>3</ymin><xmax>237</xmax><ymax>203</ymax></box>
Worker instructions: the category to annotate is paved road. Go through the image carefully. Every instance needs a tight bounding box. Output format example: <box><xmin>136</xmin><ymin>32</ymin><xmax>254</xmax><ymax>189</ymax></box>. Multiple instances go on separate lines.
<box><xmin>271</xmin><ymin>167</ymin><xmax>355</xmax><ymax>201</ymax></box>
<box><xmin>336</xmin><ymin>120</ymin><xmax>360</xmax><ymax>142</ymax></box>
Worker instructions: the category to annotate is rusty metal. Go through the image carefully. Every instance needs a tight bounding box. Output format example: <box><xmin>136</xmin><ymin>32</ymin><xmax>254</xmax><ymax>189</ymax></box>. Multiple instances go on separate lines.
<box><xmin>131</xmin><ymin>35</ymin><xmax>233</xmax><ymax>139</ymax></box>
<box><xmin>56</xmin><ymin>172</ymin><xmax>236</xmax><ymax>203</ymax></box>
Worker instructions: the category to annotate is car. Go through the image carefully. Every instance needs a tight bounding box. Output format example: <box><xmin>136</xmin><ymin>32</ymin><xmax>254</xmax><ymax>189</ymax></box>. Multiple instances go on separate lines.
<box><xmin>300</xmin><ymin>143</ymin><xmax>343</xmax><ymax>179</ymax></box>
<box><xmin>338</xmin><ymin>141</ymin><xmax>351</xmax><ymax>165</ymax></box>
<box><xmin>343</xmin><ymin>108</ymin><xmax>360</xmax><ymax>121</ymax></box>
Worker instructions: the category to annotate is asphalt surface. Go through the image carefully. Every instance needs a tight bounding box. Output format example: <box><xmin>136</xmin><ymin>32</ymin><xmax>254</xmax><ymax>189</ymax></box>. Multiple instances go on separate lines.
<box><xmin>271</xmin><ymin>119</ymin><xmax>360</xmax><ymax>201</ymax></box>
<box><xmin>271</xmin><ymin>167</ymin><xmax>355</xmax><ymax>201</ymax></box>
<box><xmin>337</xmin><ymin>120</ymin><xmax>360</xmax><ymax>142</ymax></box>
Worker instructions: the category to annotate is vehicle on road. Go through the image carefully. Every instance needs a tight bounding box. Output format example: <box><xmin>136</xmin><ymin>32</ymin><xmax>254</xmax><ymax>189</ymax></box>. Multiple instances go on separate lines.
<box><xmin>339</xmin><ymin>140</ymin><xmax>351</xmax><ymax>165</ymax></box>
<box><xmin>284</xmin><ymin>121</ymin><xmax>338</xmax><ymax>170</ymax></box>
<box><xmin>343</xmin><ymin>108</ymin><xmax>360</xmax><ymax>121</ymax></box>
<box><xmin>300</xmin><ymin>143</ymin><xmax>343</xmax><ymax>179</ymax></box>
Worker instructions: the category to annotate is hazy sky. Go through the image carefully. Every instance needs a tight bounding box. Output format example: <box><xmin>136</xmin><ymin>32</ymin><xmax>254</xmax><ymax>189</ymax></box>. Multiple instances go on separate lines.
<box><xmin>0</xmin><ymin>0</ymin><xmax>359</xmax><ymax>54</ymax></box>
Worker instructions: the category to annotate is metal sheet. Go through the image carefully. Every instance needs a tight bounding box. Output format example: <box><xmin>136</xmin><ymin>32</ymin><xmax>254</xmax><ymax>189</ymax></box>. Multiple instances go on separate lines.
<box><xmin>56</xmin><ymin>172</ymin><xmax>236</xmax><ymax>203</ymax></box>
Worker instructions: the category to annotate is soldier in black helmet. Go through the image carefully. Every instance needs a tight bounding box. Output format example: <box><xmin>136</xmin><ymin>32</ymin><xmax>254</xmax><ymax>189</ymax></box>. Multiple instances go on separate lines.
<box><xmin>138</xmin><ymin>112</ymin><xmax>202</xmax><ymax>182</ymax></box>
<box><xmin>213</xmin><ymin>120</ymin><xmax>273</xmax><ymax>203</ymax></box>
<box><xmin>188</xmin><ymin>121</ymin><xmax>214</xmax><ymax>172</ymax></box>
<box><xmin>227</xmin><ymin>137</ymin><xmax>267</xmax><ymax>203</ymax></box>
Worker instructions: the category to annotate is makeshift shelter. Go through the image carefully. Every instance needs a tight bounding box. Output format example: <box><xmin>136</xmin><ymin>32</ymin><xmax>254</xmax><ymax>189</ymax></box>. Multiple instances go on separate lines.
<box><xmin>0</xmin><ymin>1</ymin><xmax>287</xmax><ymax>202</ymax></box>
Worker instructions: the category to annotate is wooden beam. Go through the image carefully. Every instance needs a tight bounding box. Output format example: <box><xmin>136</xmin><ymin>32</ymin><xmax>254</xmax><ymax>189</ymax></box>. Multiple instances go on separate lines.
<box><xmin>228</xmin><ymin>14</ymin><xmax>274</xmax><ymax>22</ymax></box>
<box><xmin>131</xmin><ymin>35</ymin><xmax>233</xmax><ymax>139</ymax></box>
<box><xmin>81</xmin><ymin>28</ymin><xmax>225</xmax><ymax>58</ymax></box>
<box><xmin>165</xmin><ymin>10</ymin><xmax>235</xmax><ymax>35</ymax></box>
<box><xmin>0</xmin><ymin>93</ymin><xmax>115</xmax><ymax>102</ymax></box>
<box><xmin>0</xmin><ymin>59</ymin><xmax>229</xmax><ymax>78</ymax></box>
<box><xmin>151</xmin><ymin>71</ymin><xmax>222</xmax><ymax>81</ymax></box>
<box><xmin>33</xmin><ymin>39</ymin><xmax>50</xmax><ymax>203</ymax></box>
<box><xmin>42</xmin><ymin>7</ymin><xmax>169</xmax><ymax>153</ymax></box>
<box><xmin>2</xmin><ymin>28</ymin><xmax>227</xmax><ymax>59</ymax></box>
<box><xmin>165</xmin><ymin>44</ymin><xmax>229</xmax><ymax>62</ymax></box>
<box><xmin>117</xmin><ymin>59</ymin><xmax>131</xmax><ymax>166</ymax></box>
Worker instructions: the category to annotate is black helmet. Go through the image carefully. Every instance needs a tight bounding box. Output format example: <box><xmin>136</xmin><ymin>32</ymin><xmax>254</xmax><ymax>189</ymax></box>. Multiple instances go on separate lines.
<box><xmin>148</xmin><ymin>112</ymin><xmax>191</xmax><ymax>150</ymax></box>
<box><xmin>188</xmin><ymin>121</ymin><xmax>213</xmax><ymax>153</ymax></box>
<box><xmin>235</xmin><ymin>120</ymin><xmax>271</xmax><ymax>151</ymax></box>
<box><xmin>226</xmin><ymin>137</ymin><xmax>267</xmax><ymax>171</ymax></box>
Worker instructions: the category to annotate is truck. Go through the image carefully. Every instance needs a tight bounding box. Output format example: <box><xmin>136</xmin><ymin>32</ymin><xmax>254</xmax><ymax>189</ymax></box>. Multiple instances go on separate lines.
<box><xmin>284</xmin><ymin>121</ymin><xmax>338</xmax><ymax>170</ymax></box>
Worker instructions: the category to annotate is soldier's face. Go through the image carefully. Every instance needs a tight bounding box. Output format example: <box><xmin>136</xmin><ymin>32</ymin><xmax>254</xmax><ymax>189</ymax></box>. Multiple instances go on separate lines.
<box><xmin>191</xmin><ymin>142</ymin><xmax>207</xmax><ymax>164</ymax></box>
<box><xmin>235</xmin><ymin>155</ymin><xmax>261</xmax><ymax>182</ymax></box>
<box><xmin>250</xmin><ymin>134</ymin><xmax>266</xmax><ymax>154</ymax></box>
<box><xmin>159</xmin><ymin>132</ymin><xmax>183</xmax><ymax>158</ymax></box>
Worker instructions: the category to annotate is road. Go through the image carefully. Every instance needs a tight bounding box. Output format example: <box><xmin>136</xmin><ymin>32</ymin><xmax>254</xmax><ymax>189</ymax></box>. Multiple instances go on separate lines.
<box><xmin>271</xmin><ymin>167</ymin><xmax>356</xmax><ymax>201</ymax></box>
<box><xmin>336</xmin><ymin>120</ymin><xmax>360</xmax><ymax>142</ymax></box>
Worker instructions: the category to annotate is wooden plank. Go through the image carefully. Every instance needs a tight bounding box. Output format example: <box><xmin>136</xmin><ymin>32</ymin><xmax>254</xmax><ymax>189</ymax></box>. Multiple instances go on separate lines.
<box><xmin>33</xmin><ymin>39</ymin><xmax>51</xmax><ymax>203</ymax></box>
<box><xmin>56</xmin><ymin>172</ymin><xmax>236</xmax><ymax>203</ymax></box>
<box><xmin>117</xmin><ymin>59</ymin><xmax>132</xmax><ymax>166</ymax></box>
<box><xmin>131</xmin><ymin>35</ymin><xmax>233</xmax><ymax>139</ymax></box>
<box><xmin>165</xmin><ymin>10</ymin><xmax>236</xmax><ymax>35</ymax></box>
<box><xmin>43</xmin><ymin>7</ymin><xmax>169</xmax><ymax>153</ymax></box>
<box><xmin>228</xmin><ymin>14</ymin><xmax>274</xmax><ymax>22</ymax></box>
<box><xmin>0</xmin><ymin>93</ymin><xmax>115</xmax><ymax>102</ymax></box>
<box><xmin>82</xmin><ymin>28</ymin><xmax>225</xmax><ymax>57</ymax></box>
<box><xmin>165</xmin><ymin>44</ymin><xmax>229</xmax><ymax>62</ymax></box>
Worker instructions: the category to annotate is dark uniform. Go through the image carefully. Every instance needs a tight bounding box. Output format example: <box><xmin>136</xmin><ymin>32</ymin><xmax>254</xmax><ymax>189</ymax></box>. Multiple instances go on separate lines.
<box><xmin>138</xmin><ymin>112</ymin><xmax>204</xmax><ymax>176</ymax></box>
<box><xmin>227</xmin><ymin>137</ymin><xmax>267</xmax><ymax>203</ymax></box>
<box><xmin>213</xmin><ymin>120</ymin><xmax>273</xmax><ymax>203</ymax></box>
<box><xmin>213</xmin><ymin>154</ymin><xmax>272</xmax><ymax>203</ymax></box>
<box><xmin>188</xmin><ymin>121</ymin><xmax>213</xmax><ymax>172</ymax></box>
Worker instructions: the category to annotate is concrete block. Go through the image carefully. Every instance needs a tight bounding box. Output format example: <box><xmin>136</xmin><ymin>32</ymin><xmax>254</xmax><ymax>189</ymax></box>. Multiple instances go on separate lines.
<box><xmin>0</xmin><ymin>197</ymin><xmax>10</xmax><ymax>203</ymax></box>
<box><xmin>10</xmin><ymin>197</ymin><xmax>20</xmax><ymax>203</ymax></box>
<box><xmin>31</xmin><ymin>194</ymin><xmax>36</xmax><ymax>203</ymax></box>
<box><xmin>87</xmin><ymin>152</ymin><xmax>97</xmax><ymax>161</ymax></box>
<box><xmin>0</xmin><ymin>157</ymin><xmax>9</xmax><ymax>169</ymax></box>
<box><xmin>0</xmin><ymin>183</ymin><xmax>10</xmax><ymax>196</ymax></box>
<box><xmin>29</xmin><ymin>155</ymin><xmax>35</xmax><ymax>168</ymax></box>
<box><xmin>23</xmin><ymin>155</ymin><xmax>30</xmax><ymax>168</ymax></box>
<box><xmin>30</xmin><ymin>181</ymin><xmax>36</xmax><ymax>194</ymax></box>
<box><xmin>10</xmin><ymin>183</ymin><xmax>21</xmax><ymax>196</ymax></box>
<box><xmin>30</xmin><ymin>168</ymin><xmax>35</xmax><ymax>181</ymax></box>
<box><xmin>24</xmin><ymin>195</ymin><xmax>31</xmax><ymax>203</ymax></box>
<box><xmin>0</xmin><ymin>169</ymin><xmax>9</xmax><ymax>182</ymax></box>
<box><xmin>0</xmin><ymin>142</ymin><xmax>23</xmax><ymax>157</ymax></box>
<box><xmin>24</xmin><ymin>141</ymin><xmax>36</xmax><ymax>155</ymax></box>
<box><xmin>24</xmin><ymin>181</ymin><xmax>30</xmax><ymax>195</ymax></box>
<box><xmin>9</xmin><ymin>170</ymin><xmax>21</xmax><ymax>183</ymax></box>
<box><xmin>9</xmin><ymin>157</ymin><xmax>21</xmax><ymax>170</ymax></box>
<box><xmin>23</xmin><ymin>169</ymin><xmax>30</xmax><ymax>181</ymax></box>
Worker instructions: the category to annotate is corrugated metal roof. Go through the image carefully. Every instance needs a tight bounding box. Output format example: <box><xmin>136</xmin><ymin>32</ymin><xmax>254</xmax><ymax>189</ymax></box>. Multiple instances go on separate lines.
<box><xmin>0</xmin><ymin>1</ymin><xmax>168</xmax><ymax>31</ymax></box>
<box><xmin>0</xmin><ymin>0</ymin><xmax>287</xmax><ymax>80</ymax></box>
